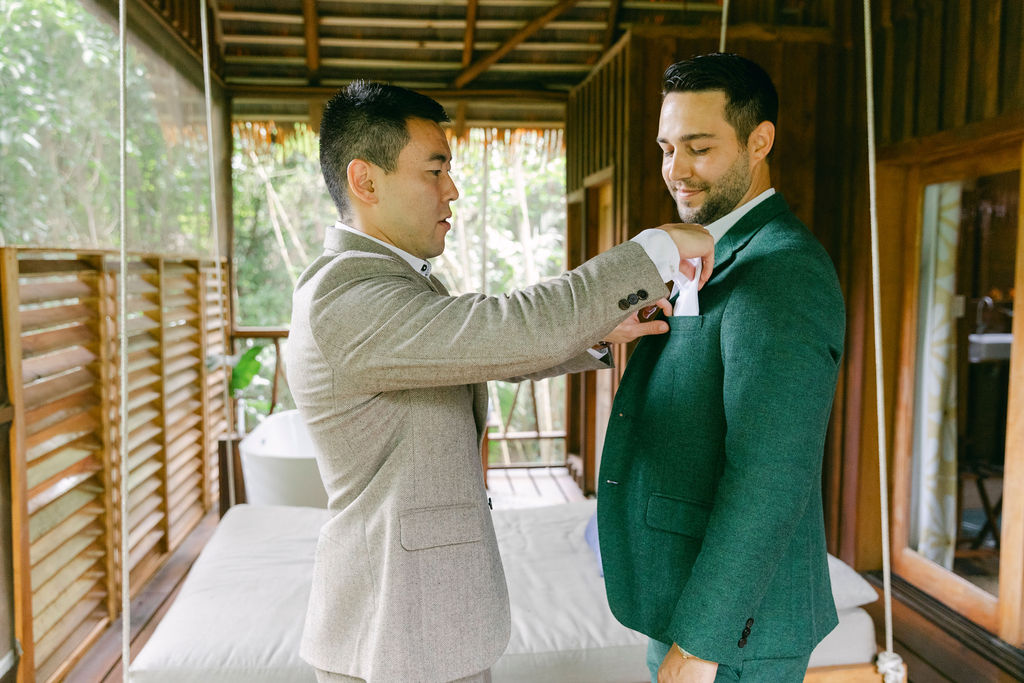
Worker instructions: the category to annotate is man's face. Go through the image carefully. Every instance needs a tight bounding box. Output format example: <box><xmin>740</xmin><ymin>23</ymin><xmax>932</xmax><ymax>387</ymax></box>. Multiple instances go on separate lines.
<box><xmin>657</xmin><ymin>90</ymin><xmax>752</xmax><ymax>226</ymax></box>
<box><xmin>374</xmin><ymin>116</ymin><xmax>459</xmax><ymax>259</ymax></box>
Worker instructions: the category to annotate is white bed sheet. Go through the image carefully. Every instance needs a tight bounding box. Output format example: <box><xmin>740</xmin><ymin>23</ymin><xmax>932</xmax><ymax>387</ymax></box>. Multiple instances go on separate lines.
<box><xmin>131</xmin><ymin>502</ymin><xmax>876</xmax><ymax>683</ymax></box>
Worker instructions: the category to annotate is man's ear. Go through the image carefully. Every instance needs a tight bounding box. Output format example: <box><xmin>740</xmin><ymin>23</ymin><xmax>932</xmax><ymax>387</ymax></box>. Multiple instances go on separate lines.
<box><xmin>346</xmin><ymin>159</ymin><xmax>378</xmax><ymax>206</ymax></box>
<box><xmin>747</xmin><ymin>121</ymin><xmax>775</xmax><ymax>163</ymax></box>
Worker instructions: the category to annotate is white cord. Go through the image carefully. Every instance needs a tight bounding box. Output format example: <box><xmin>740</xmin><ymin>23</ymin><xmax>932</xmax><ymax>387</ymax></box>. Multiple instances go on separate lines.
<box><xmin>198</xmin><ymin>0</ymin><xmax>235</xmax><ymax>495</ymax></box>
<box><xmin>117</xmin><ymin>0</ymin><xmax>130</xmax><ymax>678</ymax></box>
<box><xmin>862</xmin><ymin>0</ymin><xmax>904</xmax><ymax>679</ymax></box>
<box><xmin>718</xmin><ymin>0</ymin><xmax>730</xmax><ymax>52</ymax></box>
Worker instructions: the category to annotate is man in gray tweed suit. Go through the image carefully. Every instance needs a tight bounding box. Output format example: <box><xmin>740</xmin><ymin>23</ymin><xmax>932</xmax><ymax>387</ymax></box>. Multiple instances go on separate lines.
<box><xmin>285</xmin><ymin>81</ymin><xmax>715</xmax><ymax>683</ymax></box>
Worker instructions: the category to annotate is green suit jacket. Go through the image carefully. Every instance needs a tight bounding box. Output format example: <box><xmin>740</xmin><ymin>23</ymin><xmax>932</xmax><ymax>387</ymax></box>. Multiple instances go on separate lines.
<box><xmin>597</xmin><ymin>194</ymin><xmax>845</xmax><ymax>670</ymax></box>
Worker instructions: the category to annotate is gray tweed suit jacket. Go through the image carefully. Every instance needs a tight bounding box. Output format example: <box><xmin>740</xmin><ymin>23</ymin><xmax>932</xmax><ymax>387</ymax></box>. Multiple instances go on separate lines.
<box><xmin>286</xmin><ymin>226</ymin><xmax>666</xmax><ymax>682</ymax></box>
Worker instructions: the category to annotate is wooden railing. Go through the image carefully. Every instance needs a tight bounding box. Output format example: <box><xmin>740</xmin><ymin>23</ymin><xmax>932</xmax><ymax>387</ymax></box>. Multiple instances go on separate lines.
<box><xmin>233</xmin><ymin>326</ymin><xmax>288</xmax><ymax>413</ymax></box>
<box><xmin>0</xmin><ymin>248</ymin><xmax>230</xmax><ymax>683</ymax></box>
<box><xmin>231</xmin><ymin>327</ymin><xmax>567</xmax><ymax>472</ymax></box>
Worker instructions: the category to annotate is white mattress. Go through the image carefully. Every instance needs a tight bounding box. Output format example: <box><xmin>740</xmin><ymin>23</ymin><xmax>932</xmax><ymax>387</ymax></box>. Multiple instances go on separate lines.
<box><xmin>491</xmin><ymin>501</ymin><xmax>649</xmax><ymax>682</ymax></box>
<box><xmin>131</xmin><ymin>502</ymin><xmax>876</xmax><ymax>683</ymax></box>
<box><xmin>131</xmin><ymin>504</ymin><xmax>328</xmax><ymax>683</ymax></box>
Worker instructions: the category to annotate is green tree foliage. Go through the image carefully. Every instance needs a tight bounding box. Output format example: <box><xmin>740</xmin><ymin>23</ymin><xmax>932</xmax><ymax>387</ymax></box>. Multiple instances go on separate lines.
<box><xmin>232</xmin><ymin>122</ymin><xmax>332</xmax><ymax>327</ymax></box>
<box><xmin>0</xmin><ymin>0</ymin><xmax>211</xmax><ymax>252</ymax></box>
<box><xmin>232</xmin><ymin>125</ymin><xmax>568</xmax><ymax>463</ymax></box>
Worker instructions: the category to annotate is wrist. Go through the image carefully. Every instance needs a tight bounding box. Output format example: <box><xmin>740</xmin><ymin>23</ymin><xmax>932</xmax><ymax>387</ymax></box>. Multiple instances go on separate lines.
<box><xmin>674</xmin><ymin>643</ymin><xmax>717</xmax><ymax>668</ymax></box>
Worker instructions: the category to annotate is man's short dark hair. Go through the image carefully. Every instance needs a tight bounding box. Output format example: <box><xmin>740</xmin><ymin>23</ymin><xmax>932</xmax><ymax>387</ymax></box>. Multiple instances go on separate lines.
<box><xmin>319</xmin><ymin>81</ymin><xmax>450</xmax><ymax>219</ymax></box>
<box><xmin>662</xmin><ymin>53</ymin><xmax>778</xmax><ymax>149</ymax></box>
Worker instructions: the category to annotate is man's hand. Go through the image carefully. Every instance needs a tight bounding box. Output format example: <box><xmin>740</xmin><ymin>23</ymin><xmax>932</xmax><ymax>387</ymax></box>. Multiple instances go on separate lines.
<box><xmin>659</xmin><ymin>223</ymin><xmax>714</xmax><ymax>288</ymax></box>
<box><xmin>657</xmin><ymin>644</ymin><xmax>719</xmax><ymax>683</ymax></box>
<box><xmin>602</xmin><ymin>298</ymin><xmax>672</xmax><ymax>344</ymax></box>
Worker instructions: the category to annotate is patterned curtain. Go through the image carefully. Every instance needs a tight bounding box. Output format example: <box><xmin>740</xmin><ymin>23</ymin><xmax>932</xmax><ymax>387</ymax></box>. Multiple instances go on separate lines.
<box><xmin>911</xmin><ymin>181</ymin><xmax>962</xmax><ymax>569</ymax></box>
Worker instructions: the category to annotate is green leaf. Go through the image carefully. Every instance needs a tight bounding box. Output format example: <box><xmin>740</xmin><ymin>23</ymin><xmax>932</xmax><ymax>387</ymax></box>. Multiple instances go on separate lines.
<box><xmin>230</xmin><ymin>346</ymin><xmax>263</xmax><ymax>394</ymax></box>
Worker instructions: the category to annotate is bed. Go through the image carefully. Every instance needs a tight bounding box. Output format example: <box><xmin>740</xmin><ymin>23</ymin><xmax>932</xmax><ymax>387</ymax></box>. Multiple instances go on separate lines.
<box><xmin>130</xmin><ymin>501</ymin><xmax>881</xmax><ymax>682</ymax></box>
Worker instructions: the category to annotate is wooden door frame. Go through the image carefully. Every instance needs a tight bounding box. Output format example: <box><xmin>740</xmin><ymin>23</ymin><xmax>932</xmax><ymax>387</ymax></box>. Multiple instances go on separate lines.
<box><xmin>887</xmin><ymin>127</ymin><xmax>1024</xmax><ymax>643</ymax></box>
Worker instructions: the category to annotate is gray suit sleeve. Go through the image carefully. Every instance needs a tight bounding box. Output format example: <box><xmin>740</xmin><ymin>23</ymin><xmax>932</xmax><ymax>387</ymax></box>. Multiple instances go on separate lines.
<box><xmin>306</xmin><ymin>240</ymin><xmax>661</xmax><ymax>392</ymax></box>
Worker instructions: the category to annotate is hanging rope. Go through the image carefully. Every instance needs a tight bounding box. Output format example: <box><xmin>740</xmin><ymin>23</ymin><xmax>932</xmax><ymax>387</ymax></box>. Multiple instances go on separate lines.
<box><xmin>861</xmin><ymin>0</ymin><xmax>905</xmax><ymax>680</ymax></box>
<box><xmin>199</xmin><ymin>0</ymin><xmax>237</xmax><ymax>503</ymax></box>
<box><xmin>116</xmin><ymin>0</ymin><xmax>131</xmax><ymax>678</ymax></box>
<box><xmin>718</xmin><ymin>0</ymin><xmax>730</xmax><ymax>52</ymax></box>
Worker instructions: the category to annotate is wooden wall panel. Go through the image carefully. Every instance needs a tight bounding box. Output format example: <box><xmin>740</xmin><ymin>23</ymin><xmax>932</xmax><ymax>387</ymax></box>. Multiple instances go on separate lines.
<box><xmin>970</xmin><ymin>0</ymin><xmax>1002</xmax><ymax>123</ymax></box>
<box><xmin>941</xmin><ymin>0</ymin><xmax>972</xmax><ymax>131</ymax></box>
<box><xmin>1002</xmin><ymin>0</ymin><xmax>1024</xmax><ymax>113</ymax></box>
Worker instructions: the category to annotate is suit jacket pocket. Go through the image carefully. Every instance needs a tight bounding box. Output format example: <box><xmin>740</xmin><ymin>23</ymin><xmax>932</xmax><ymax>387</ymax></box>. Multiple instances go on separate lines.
<box><xmin>400</xmin><ymin>503</ymin><xmax>485</xmax><ymax>551</ymax></box>
<box><xmin>645</xmin><ymin>493</ymin><xmax>711</xmax><ymax>538</ymax></box>
<box><xmin>667</xmin><ymin>315</ymin><xmax>705</xmax><ymax>333</ymax></box>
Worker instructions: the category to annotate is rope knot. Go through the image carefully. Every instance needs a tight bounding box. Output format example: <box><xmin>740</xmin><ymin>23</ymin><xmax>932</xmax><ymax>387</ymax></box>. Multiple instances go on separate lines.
<box><xmin>876</xmin><ymin>650</ymin><xmax>905</xmax><ymax>682</ymax></box>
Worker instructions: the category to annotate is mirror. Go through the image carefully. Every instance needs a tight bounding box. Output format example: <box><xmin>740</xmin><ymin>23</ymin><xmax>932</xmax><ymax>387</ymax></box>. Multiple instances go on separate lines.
<box><xmin>909</xmin><ymin>169</ymin><xmax>1019</xmax><ymax>597</ymax></box>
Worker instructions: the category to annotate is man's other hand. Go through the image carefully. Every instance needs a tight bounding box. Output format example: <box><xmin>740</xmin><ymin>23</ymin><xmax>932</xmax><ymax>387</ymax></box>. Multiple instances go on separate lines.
<box><xmin>659</xmin><ymin>223</ymin><xmax>714</xmax><ymax>288</ymax></box>
<box><xmin>602</xmin><ymin>298</ymin><xmax>672</xmax><ymax>344</ymax></box>
<box><xmin>657</xmin><ymin>644</ymin><xmax>718</xmax><ymax>683</ymax></box>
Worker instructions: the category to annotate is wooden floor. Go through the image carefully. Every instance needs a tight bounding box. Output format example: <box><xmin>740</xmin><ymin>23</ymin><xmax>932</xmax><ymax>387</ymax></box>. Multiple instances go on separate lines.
<box><xmin>63</xmin><ymin>465</ymin><xmax>585</xmax><ymax>681</ymax></box>
<box><xmin>486</xmin><ymin>465</ymin><xmax>588</xmax><ymax>509</ymax></box>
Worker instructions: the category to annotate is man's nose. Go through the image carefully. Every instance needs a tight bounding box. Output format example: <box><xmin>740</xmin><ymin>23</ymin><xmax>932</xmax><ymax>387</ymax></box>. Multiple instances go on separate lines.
<box><xmin>667</xmin><ymin>153</ymin><xmax>692</xmax><ymax>181</ymax></box>
<box><xmin>446</xmin><ymin>175</ymin><xmax>460</xmax><ymax>201</ymax></box>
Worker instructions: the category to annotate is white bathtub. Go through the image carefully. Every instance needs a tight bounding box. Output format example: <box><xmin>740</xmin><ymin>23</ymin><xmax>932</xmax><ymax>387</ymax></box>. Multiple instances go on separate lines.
<box><xmin>239</xmin><ymin>409</ymin><xmax>329</xmax><ymax>508</ymax></box>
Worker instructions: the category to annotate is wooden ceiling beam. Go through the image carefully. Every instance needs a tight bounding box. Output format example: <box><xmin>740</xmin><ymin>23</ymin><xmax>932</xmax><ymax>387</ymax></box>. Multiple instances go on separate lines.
<box><xmin>220</xmin><ymin>35</ymin><xmax>601</xmax><ymax>52</ymax></box>
<box><xmin>453</xmin><ymin>0</ymin><xmax>582</xmax><ymax>88</ymax></box>
<box><xmin>314</xmin><ymin>16</ymin><xmax>604</xmax><ymax>31</ymax></box>
<box><xmin>330</xmin><ymin>0</ymin><xmax>718</xmax><ymax>9</ymax></box>
<box><xmin>302</xmin><ymin>0</ymin><xmax>320</xmax><ymax>83</ymax></box>
<box><xmin>456</xmin><ymin>0</ymin><xmax>479</xmax><ymax>137</ymax></box>
<box><xmin>227</xmin><ymin>85</ymin><xmax>569</xmax><ymax>101</ymax></box>
<box><xmin>602</xmin><ymin>0</ymin><xmax>622</xmax><ymax>52</ymax></box>
<box><xmin>217</xmin><ymin>11</ymin><xmax>303</xmax><ymax>24</ymax></box>
<box><xmin>462</xmin><ymin>0</ymin><xmax>479</xmax><ymax>67</ymax></box>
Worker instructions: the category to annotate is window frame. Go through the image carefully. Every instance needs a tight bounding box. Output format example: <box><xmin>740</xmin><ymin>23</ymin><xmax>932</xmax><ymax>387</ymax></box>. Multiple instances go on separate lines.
<box><xmin>888</xmin><ymin>132</ymin><xmax>1024</xmax><ymax>645</ymax></box>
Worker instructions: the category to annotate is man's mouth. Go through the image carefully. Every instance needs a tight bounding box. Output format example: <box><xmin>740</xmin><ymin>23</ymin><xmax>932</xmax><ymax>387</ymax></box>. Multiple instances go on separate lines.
<box><xmin>674</xmin><ymin>187</ymin><xmax>704</xmax><ymax>200</ymax></box>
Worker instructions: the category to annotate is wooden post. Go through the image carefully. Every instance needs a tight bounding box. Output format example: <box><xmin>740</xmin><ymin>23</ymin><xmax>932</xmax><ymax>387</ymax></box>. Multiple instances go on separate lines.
<box><xmin>157</xmin><ymin>257</ymin><xmax>172</xmax><ymax>549</ymax></box>
<box><xmin>92</xmin><ymin>254</ymin><xmax>120</xmax><ymax>622</ymax></box>
<box><xmin>217</xmin><ymin>435</ymin><xmax>246</xmax><ymax>517</ymax></box>
<box><xmin>996</xmin><ymin>140</ymin><xmax>1024</xmax><ymax>646</ymax></box>
<box><xmin>1</xmin><ymin>249</ymin><xmax>32</xmax><ymax>683</ymax></box>
<box><xmin>197</xmin><ymin>260</ymin><xmax>211</xmax><ymax>511</ymax></box>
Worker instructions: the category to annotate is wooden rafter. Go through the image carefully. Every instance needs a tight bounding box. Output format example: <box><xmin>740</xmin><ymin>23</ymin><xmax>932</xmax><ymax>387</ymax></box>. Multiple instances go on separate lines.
<box><xmin>453</xmin><ymin>0</ymin><xmax>583</xmax><ymax>88</ymax></box>
<box><xmin>221</xmin><ymin>35</ymin><xmax>601</xmax><ymax>53</ymax></box>
<box><xmin>462</xmin><ymin>0</ymin><xmax>479</xmax><ymax>67</ymax></box>
<box><xmin>302</xmin><ymin>0</ymin><xmax>320</xmax><ymax>84</ymax></box>
<box><xmin>602</xmin><ymin>0</ymin><xmax>622</xmax><ymax>52</ymax></box>
<box><xmin>228</xmin><ymin>85</ymin><xmax>568</xmax><ymax>101</ymax></box>
<box><xmin>456</xmin><ymin>0</ymin><xmax>479</xmax><ymax>136</ymax></box>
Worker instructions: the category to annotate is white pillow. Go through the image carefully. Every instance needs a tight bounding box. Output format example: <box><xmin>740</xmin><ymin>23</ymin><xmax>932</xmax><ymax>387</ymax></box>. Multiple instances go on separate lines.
<box><xmin>828</xmin><ymin>553</ymin><xmax>878</xmax><ymax>610</ymax></box>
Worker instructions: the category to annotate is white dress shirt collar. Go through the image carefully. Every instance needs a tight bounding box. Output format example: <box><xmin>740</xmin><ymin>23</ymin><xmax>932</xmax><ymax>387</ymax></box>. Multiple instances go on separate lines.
<box><xmin>705</xmin><ymin>188</ymin><xmax>776</xmax><ymax>243</ymax></box>
<box><xmin>334</xmin><ymin>221</ymin><xmax>432</xmax><ymax>278</ymax></box>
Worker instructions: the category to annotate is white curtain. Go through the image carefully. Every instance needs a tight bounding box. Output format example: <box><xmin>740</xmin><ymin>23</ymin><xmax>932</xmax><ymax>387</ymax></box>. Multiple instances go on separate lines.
<box><xmin>910</xmin><ymin>181</ymin><xmax>962</xmax><ymax>569</ymax></box>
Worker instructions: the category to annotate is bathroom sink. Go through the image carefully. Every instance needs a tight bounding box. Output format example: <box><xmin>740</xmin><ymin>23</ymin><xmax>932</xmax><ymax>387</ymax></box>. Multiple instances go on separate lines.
<box><xmin>968</xmin><ymin>332</ymin><xmax>1013</xmax><ymax>363</ymax></box>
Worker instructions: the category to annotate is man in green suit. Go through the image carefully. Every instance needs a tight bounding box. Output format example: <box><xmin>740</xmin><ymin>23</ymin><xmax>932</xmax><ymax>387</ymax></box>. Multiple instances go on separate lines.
<box><xmin>597</xmin><ymin>53</ymin><xmax>845</xmax><ymax>682</ymax></box>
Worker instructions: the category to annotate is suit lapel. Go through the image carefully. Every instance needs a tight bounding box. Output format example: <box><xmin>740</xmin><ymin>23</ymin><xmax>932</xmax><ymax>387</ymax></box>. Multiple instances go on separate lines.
<box><xmin>709</xmin><ymin>193</ymin><xmax>789</xmax><ymax>282</ymax></box>
<box><xmin>324</xmin><ymin>225</ymin><xmax>448</xmax><ymax>294</ymax></box>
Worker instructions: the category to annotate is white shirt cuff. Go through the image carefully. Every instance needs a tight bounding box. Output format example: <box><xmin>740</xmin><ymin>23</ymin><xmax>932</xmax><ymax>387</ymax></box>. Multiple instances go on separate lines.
<box><xmin>631</xmin><ymin>228</ymin><xmax>677</xmax><ymax>283</ymax></box>
<box><xmin>587</xmin><ymin>346</ymin><xmax>609</xmax><ymax>359</ymax></box>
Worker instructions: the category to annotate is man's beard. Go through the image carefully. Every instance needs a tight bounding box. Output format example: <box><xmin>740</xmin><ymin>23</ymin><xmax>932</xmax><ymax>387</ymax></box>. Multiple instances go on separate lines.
<box><xmin>674</xmin><ymin>151</ymin><xmax>751</xmax><ymax>226</ymax></box>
